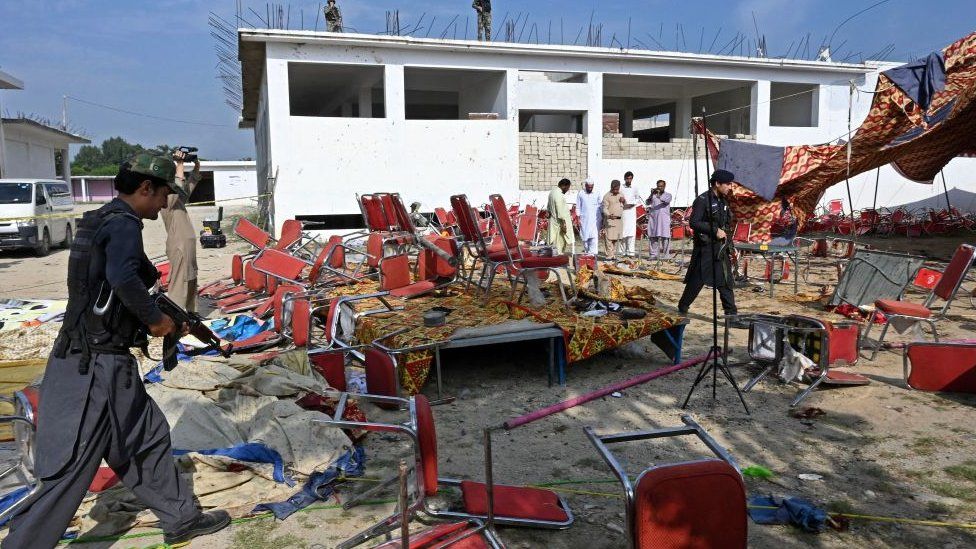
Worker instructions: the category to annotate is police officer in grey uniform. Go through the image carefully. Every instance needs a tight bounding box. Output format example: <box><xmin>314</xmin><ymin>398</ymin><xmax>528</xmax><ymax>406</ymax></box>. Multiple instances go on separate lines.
<box><xmin>2</xmin><ymin>154</ymin><xmax>229</xmax><ymax>548</ymax></box>
<box><xmin>677</xmin><ymin>169</ymin><xmax>738</xmax><ymax>316</ymax></box>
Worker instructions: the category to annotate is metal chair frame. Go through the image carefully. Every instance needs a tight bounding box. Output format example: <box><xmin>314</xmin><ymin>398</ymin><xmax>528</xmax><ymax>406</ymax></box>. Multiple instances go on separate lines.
<box><xmin>0</xmin><ymin>391</ymin><xmax>43</xmax><ymax>524</ymax></box>
<box><xmin>316</xmin><ymin>393</ymin><xmax>561</xmax><ymax>548</ymax></box>
<box><xmin>728</xmin><ymin>314</ymin><xmax>839</xmax><ymax>407</ymax></box>
<box><xmin>584</xmin><ymin>415</ymin><xmax>742</xmax><ymax>549</ymax></box>
<box><xmin>862</xmin><ymin>244</ymin><xmax>976</xmax><ymax>360</ymax></box>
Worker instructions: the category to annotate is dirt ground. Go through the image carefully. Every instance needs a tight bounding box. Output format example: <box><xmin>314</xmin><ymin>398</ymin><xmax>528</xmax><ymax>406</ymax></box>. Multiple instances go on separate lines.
<box><xmin>3</xmin><ymin>208</ymin><xmax>976</xmax><ymax>548</ymax></box>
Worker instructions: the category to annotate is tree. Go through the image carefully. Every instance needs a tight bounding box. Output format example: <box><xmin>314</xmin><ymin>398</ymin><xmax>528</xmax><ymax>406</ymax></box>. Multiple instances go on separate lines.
<box><xmin>72</xmin><ymin>144</ymin><xmax>105</xmax><ymax>173</ymax></box>
<box><xmin>100</xmin><ymin>136</ymin><xmax>144</xmax><ymax>166</ymax></box>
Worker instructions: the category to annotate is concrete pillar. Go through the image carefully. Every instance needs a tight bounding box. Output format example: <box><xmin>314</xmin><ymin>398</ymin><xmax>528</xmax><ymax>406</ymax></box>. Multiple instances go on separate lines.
<box><xmin>82</xmin><ymin>178</ymin><xmax>90</xmax><ymax>202</ymax></box>
<box><xmin>585</xmin><ymin>72</ymin><xmax>604</xmax><ymax>179</ymax></box>
<box><xmin>621</xmin><ymin>108</ymin><xmax>634</xmax><ymax>138</ymax></box>
<box><xmin>358</xmin><ymin>85</ymin><xmax>372</xmax><ymax>118</ymax></box>
<box><xmin>752</xmin><ymin>80</ymin><xmax>770</xmax><ymax>139</ymax></box>
<box><xmin>674</xmin><ymin>96</ymin><xmax>692</xmax><ymax>138</ymax></box>
<box><xmin>60</xmin><ymin>147</ymin><xmax>71</xmax><ymax>182</ymax></box>
<box><xmin>385</xmin><ymin>64</ymin><xmax>406</xmax><ymax>121</ymax></box>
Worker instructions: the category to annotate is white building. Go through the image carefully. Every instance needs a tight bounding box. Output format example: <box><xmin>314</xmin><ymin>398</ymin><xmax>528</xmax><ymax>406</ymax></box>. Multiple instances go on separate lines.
<box><xmin>1</xmin><ymin>70</ymin><xmax>89</xmax><ymax>180</ymax></box>
<box><xmin>237</xmin><ymin>30</ymin><xmax>974</xmax><ymax>233</ymax></box>
<box><xmin>70</xmin><ymin>160</ymin><xmax>257</xmax><ymax>205</ymax></box>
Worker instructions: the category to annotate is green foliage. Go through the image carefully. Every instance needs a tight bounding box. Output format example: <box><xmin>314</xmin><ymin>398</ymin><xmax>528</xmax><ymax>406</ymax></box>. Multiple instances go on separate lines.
<box><xmin>741</xmin><ymin>465</ymin><xmax>775</xmax><ymax>480</ymax></box>
<box><xmin>71</xmin><ymin>137</ymin><xmax>180</xmax><ymax>175</ymax></box>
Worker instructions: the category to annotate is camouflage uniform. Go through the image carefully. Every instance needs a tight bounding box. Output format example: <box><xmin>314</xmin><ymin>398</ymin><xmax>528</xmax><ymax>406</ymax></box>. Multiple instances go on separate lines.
<box><xmin>325</xmin><ymin>1</ymin><xmax>343</xmax><ymax>32</ymax></box>
<box><xmin>473</xmin><ymin>0</ymin><xmax>491</xmax><ymax>41</ymax></box>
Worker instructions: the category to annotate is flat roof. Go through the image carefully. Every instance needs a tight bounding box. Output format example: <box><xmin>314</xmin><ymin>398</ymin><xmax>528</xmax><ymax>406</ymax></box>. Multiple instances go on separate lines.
<box><xmin>199</xmin><ymin>160</ymin><xmax>256</xmax><ymax>169</ymax></box>
<box><xmin>1</xmin><ymin>118</ymin><xmax>90</xmax><ymax>144</ymax></box>
<box><xmin>0</xmin><ymin>69</ymin><xmax>24</xmax><ymax>90</ymax></box>
<box><xmin>238</xmin><ymin>29</ymin><xmax>881</xmax><ymax>125</ymax></box>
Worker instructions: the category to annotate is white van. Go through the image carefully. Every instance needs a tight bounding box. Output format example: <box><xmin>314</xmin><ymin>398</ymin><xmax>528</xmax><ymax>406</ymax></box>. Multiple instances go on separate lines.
<box><xmin>0</xmin><ymin>179</ymin><xmax>76</xmax><ymax>256</ymax></box>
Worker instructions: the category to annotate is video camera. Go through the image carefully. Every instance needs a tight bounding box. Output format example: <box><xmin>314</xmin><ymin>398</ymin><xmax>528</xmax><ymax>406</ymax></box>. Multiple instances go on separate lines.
<box><xmin>174</xmin><ymin>146</ymin><xmax>198</xmax><ymax>163</ymax></box>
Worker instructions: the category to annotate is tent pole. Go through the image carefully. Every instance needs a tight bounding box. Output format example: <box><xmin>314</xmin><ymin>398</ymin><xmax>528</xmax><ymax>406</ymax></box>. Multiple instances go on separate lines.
<box><xmin>940</xmin><ymin>170</ymin><xmax>953</xmax><ymax>218</ymax></box>
<box><xmin>872</xmin><ymin>168</ymin><xmax>880</xmax><ymax>211</ymax></box>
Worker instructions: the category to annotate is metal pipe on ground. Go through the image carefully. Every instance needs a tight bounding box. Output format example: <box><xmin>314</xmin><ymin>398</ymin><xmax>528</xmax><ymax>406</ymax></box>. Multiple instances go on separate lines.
<box><xmin>503</xmin><ymin>350</ymin><xmax>717</xmax><ymax>430</ymax></box>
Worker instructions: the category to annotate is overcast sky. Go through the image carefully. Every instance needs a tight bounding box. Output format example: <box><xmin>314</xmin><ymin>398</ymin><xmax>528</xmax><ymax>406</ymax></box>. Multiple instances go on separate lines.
<box><xmin>1</xmin><ymin>0</ymin><xmax>973</xmax><ymax>160</ymax></box>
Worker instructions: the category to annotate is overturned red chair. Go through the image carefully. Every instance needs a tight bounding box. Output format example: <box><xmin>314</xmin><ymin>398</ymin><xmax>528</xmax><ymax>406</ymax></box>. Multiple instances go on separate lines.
<box><xmin>863</xmin><ymin>244</ymin><xmax>976</xmax><ymax>360</ymax></box>
<box><xmin>584</xmin><ymin>415</ymin><xmax>747</xmax><ymax>549</ymax></box>
<box><xmin>317</xmin><ymin>393</ymin><xmax>572</xmax><ymax>548</ymax></box>
<box><xmin>903</xmin><ymin>342</ymin><xmax>976</xmax><ymax>393</ymax></box>
<box><xmin>737</xmin><ymin>313</ymin><xmax>867</xmax><ymax>407</ymax></box>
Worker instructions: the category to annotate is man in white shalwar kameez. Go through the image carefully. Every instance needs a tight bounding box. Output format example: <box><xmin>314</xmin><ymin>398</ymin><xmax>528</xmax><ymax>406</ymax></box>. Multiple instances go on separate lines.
<box><xmin>620</xmin><ymin>171</ymin><xmax>642</xmax><ymax>257</ymax></box>
<box><xmin>575</xmin><ymin>178</ymin><xmax>601</xmax><ymax>255</ymax></box>
<box><xmin>546</xmin><ymin>178</ymin><xmax>575</xmax><ymax>254</ymax></box>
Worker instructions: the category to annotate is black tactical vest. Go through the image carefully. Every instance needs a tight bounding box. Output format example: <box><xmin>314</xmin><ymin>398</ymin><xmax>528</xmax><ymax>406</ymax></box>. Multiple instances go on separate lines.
<box><xmin>53</xmin><ymin>203</ymin><xmax>143</xmax><ymax>371</ymax></box>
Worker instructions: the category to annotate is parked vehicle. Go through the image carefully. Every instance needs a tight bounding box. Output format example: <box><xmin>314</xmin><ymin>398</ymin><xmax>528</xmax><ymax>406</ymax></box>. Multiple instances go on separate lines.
<box><xmin>0</xmin><ymin>179</ymin><xmax>76</xmax><ymax>256</ymax></box>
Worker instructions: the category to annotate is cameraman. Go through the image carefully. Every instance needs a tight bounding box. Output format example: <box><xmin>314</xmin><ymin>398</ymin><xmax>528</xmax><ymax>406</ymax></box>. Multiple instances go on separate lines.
<box><xmin>161</xmin><ymin>148</ymin><xmax>201</xmax><ymax>312</ymax></box>
<box><xmin>2</xmin><ymin>154</ymin><xmax>229</xmax><ymax>548</ymax></box>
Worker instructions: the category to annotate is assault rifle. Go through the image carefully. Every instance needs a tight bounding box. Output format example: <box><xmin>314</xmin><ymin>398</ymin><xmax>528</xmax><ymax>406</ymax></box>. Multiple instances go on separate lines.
<box><xmin>152</xmin><ymin>291</ymin><xmax>232</xmax><ymax>371</ymax></box>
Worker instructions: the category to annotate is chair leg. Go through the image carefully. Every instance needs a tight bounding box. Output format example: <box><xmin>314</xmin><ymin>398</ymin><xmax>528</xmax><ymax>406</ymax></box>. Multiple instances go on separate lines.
<box><xmin>870</xmin><ymin>322</ymin><xmax>891</xmax><ymax>361</ymax></box>
<box><xmin>860</xmin><ymin>319</ymin><xmax>875</xmax><ymax>359</ymax></box>
<box><xmin>930</xmin><ymin>320</ymin><xmax>939</xmax><ymax>342</ymax></box>
<box><xmin>742</xmin><ymin>363</ymin><xmax>774</xmax><ymax>393</ymax></box>
<box><xmin>792</xmin><ymin>368</ymin><xmax>829</xmax><ymax>407</ymax></box>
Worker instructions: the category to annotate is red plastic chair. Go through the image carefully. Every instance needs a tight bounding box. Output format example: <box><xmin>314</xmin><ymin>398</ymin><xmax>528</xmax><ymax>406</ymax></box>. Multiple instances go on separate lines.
<box><xmin>864</xmin><ymin>244</ymin><xmax>976</xmax><ymax>359</ymax></box>
<box><xmin>732</xmin><ymin>222</ymin><xmax>751</xmax><ymax>243</ymax></box>
<box><xmin>488</xmin><ymin>194</ymin><xmax>576</xmax><ymax>306</ymax></box>
<box><xmin>585</xmin><ymin>415</ymin><xmax>746</xmax><ymax>549</ymax></box>
<box><xmin>904</xmin><ymin>342</ymin><xmax>976</xmax><ymax>393</ymax></box>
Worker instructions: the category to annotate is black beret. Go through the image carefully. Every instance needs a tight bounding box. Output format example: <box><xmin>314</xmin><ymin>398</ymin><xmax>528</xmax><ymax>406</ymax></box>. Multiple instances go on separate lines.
<box><xmin>709</xmin><ymin>169</ymin><xmax>735</xmax><ymax>184</ymax></box>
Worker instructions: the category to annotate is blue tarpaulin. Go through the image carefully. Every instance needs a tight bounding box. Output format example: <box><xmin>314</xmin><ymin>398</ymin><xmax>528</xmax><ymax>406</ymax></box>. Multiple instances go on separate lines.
<box><xmin>883</xmin><ymin>52</ymin><xmax>947</xmax><ymax>111</ymax></box>
<box><xmin>173</xmin><ymin>443</ymin><xmax>292</xmax><ymax>485</ymax></box>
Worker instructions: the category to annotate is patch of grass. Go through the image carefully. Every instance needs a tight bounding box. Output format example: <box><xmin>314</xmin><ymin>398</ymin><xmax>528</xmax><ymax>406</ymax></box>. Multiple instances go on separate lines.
<box><xmin>910</xmin><ymin>436</ymin><xmax>940</xmax><ymax>456</ymax></box>
<box><xmin>861</xmin><ymin>463</ymin><xmax>887</xmax><ymax>479</ymax></box>
<box><xmin>551</xmin><ymin>466</ymin><xmax>568</xmax><ymax>478</ymax></box>
<box><xmin>946</xmin><ymin>461</ymin><xmax>976</xmax><ymax>482</ymax></box>
<box><xmin>927</xmin><ymin>501</ymin><xmax>954</xmax><ymax>515</ymax></box>
<box><xmin>826</xmin><ymin>499</ymin><xmax>857</xmax><ymax>514</ymax></box>
<box><xmin>925</xmin><ymin>480</ymin><xmax>976</xmax><ymax>502</ymax></box>
<box><xmin>231</xmin><ymin>518</ymin><xmax>309</xmax><ymax>549</ymax></box>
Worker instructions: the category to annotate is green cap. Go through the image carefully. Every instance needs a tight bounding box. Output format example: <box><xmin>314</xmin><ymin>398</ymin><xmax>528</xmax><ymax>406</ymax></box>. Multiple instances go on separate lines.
<box><xmin>125</xmin><ymin>153</ymin><xmax>183</xmax><ymax>197</ymax></box>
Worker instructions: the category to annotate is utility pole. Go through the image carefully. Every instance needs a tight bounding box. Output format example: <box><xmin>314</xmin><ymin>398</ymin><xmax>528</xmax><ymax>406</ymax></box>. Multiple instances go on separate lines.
<box><xmin>62</xmin><ymin>95</ymin><xmax>68</xmax><ymax>130</ymax></box>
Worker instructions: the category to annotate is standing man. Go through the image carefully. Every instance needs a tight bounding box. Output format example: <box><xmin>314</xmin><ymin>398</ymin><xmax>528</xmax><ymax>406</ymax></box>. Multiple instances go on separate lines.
<box><xmin>619</xmin><ymin>171</ymin><xmax>642</xmax><ymax>257</ymax></box>
<box><xmin>575</xmin><ymin>178</ymin><xmax>602</xmax><ymax>255</ymax></box>
<box><xmin>677</xmin><ymin>169</ymin><xmax>738</xmax><ymax>316</ymax></box>
<box><xmin>645</xmin><ymin>179</ymin><xmax>673</xmax><ymax>259</ymax></box>
<box><xmin>472</xmin><ymin>0</ymin><xmax>492</xmax><ymax>41</ymax></box>
<box><xmin>161</xmin><ymin>148</ymin><xmax>200</xmax><ymax>313</ymax></box>
<box><xmin>3</xmin><ymin>154</ymin><xmax>230</xmax><ymax>549</ymax></box>
<box><xmin>324</xmin><ymin>0</ymin><xmax>343</xmax><ymax>32</ymax></box>
<box><xmin>546</xmin><ymin>178</ymin><xmax>574</xmax><ymax>254</ymax></box>
<box><xmin>601</xmin><ymin>180</ymin><xmax>624</xmax><ymax>260</ymax></box>
<box><xmin>409</xmin><ymin>201</ymin><xmax>430</xmax><ymax>229</ymax></box>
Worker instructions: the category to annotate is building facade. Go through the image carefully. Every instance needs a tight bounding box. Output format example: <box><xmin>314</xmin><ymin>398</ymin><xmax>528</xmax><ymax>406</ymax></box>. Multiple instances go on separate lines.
<box><xmin>238</xmin><ymin>31</ymin><xmax>974</xmax><ymax>234</ymax></box>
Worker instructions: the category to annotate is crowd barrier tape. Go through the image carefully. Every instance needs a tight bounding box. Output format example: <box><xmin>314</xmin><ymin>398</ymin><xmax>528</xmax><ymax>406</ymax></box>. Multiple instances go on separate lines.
<box><xmin>0</xmin><ymin>194</ymin><xmax>272</xmax><ymax>224</ymax></box>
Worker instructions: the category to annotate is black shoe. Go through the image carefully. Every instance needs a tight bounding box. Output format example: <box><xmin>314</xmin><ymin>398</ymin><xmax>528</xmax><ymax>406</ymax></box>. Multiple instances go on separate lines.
<box><xmin>164</xmin><ymin>511</ymin><xmax>231</xmax><ymax>545</ymax></box>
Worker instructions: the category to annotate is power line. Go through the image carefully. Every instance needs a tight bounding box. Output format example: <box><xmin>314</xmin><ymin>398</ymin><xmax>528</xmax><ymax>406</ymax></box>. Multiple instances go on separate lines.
<box><xmin>65</xmin><ymin>96</ymin><xmax>236</xmax><ymax>128</ymax></box>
